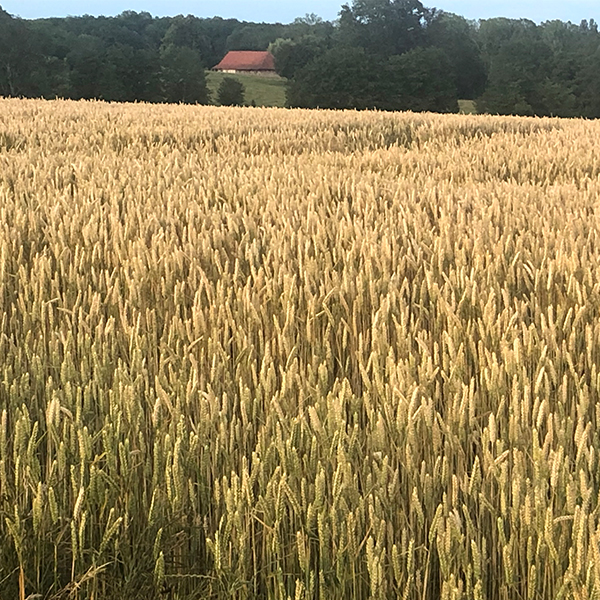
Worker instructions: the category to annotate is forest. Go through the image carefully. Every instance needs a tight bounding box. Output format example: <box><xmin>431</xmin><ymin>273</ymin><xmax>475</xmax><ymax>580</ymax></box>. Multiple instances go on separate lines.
<box><xmin>0</xmin><ymin>0</ymin><xmax>599</xmax><ymax>117</ymax></box>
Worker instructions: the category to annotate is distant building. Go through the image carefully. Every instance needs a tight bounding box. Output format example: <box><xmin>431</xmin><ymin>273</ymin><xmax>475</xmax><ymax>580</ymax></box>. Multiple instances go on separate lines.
<box><xmin>213</xmin><ymin>51</ymin><xmax>278</xmax><ymax>77</ymax></box>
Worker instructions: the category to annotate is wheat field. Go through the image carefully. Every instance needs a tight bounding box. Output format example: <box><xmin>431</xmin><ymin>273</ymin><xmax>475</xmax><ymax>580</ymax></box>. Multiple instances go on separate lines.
<box><xmin>1</xmin><ymin>98</ymin><xmax>600</xmax><ymax>599</ymax></box>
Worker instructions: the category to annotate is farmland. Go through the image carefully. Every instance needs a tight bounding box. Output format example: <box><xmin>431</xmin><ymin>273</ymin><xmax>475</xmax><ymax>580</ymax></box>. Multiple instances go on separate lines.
<box><xmin>1</xmin><ymin>99</ymin><xmax>600</xmax><ymax>599</ymax></box>
<box><xmin>206</xmin><ymin>72</ymin><xmax>287</xmax><ymax>107</ymax></box>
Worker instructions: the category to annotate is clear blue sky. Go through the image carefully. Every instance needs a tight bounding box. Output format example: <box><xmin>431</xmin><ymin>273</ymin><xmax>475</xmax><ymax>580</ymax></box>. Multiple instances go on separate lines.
<box><xmin>1</xmin><ymin>0</ymin><xmax>597</xmax><ymax>24</ymax></box>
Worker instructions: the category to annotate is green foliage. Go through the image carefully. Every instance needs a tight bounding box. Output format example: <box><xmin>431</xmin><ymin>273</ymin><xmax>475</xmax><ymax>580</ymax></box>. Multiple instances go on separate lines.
<box><xmin>1</xmin><ymin>4</ymin><xmax>600</xmax><ymax>116</ymax></box>
<box><xmin>338</xmin><ymin>0</ymin><xmax>434</xmax><ymax>56</ymax></box>
<box><xmin>66</xmin><ymin>34</ymin><xmax>106</xmax><ymax>99</ymax></box>
<box><xmin>103</xmin><ymin>45</ymin><xmax>161</xmax><ymax>103</ymax></box>
<box><xmin>17</xmin><ymin>11</ymin><xmax>330</xmax><ymax>105</ymax></box>
<box><xmin>161</xmin><ymin>15</ymin><xmax>242</xmax><ymax>69</ymax></box>
<box><xmin>160</xmin><ymin>44</ymin><xmax>209</xmax><ymax>104</ymax></box>
<box><xmin>0</xmin><ymin>8</ymin><xmax>45</xmax><ymax>97</ymax></box>
<box><xmin>475</xmin><ymin>17</ymin><xmax>597</xmax><ymax>117</ymax></box>
<box><xmin>576</xmin><ymin>46</ymin><xmax>600</xmax><ymax>118</ymax></box>
<box><xmin>217</xmin><ymin>76</ymin><xmax>245</xmax><ymax>106</ymax></box>
<box><xmin>287</xmin><ymin>13</ymin><xmax>335</xmax><ymax>40</ymax></box>
<box><xmin>477</xmin><ymin>19</ymin><xmax>548</xmax><ymax>116</ymax></box>
<box><xmin>162</xmin><ymin>15</ymin><xmax>211</xmax><ymax>58</ymax></box>
<box><xmin>384</xmin><ymin>47</ymin><xmax>459</xmax><ymax>112</ymax></box>
<box><xmin>206</xmin><ymin>71</ymin><xmax>286</xmax><ymax>107</ymax></box>
<box><xmin>270</xmin><ymin>36</ymin><xmax>330</xmax><ymax>80</ymax></box>
<box><xmin>287</xmin><ymin>1</ymin><xmax>459</xmax><ymax>113</ymax></box>
<box><xmin>287</xmin><ymin>45</ymin><xmax>457</xmax><ymax>113</ymax></box>
<box><xmin>226</xmin><ymin>23</ymin><xmax>287</xmax><ymax>52</ymax></box>
<box><xmin>287</xmin><ymin>47</ymin><xmax>384</xmax><ymax>109</ymax></box>
<box><xmin>426</xmin><ymin>12</ymin><xmax>487</xmax><ymax>100</ymax></box>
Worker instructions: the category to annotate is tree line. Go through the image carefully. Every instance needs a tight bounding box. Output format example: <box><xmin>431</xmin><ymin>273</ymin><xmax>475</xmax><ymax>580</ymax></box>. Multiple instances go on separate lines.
<box><xmin>1</xmin><ymin>1</ymin><xmax>599</xmax><ymax>117</ymax></box>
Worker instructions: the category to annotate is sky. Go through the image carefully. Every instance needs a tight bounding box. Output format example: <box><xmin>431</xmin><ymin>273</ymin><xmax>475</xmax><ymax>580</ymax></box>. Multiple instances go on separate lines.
<box><xmin>1</xmin><ymin>0</ymin><xmax>598</xmax><ymax>25</ymax></box>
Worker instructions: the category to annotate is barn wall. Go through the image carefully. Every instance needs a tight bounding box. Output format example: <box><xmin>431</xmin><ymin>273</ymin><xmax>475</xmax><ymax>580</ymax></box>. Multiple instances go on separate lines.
<box><xmin>215</xmin><ymin>69</ymin><xmax>280</xmax><ymax>78</ymax></box>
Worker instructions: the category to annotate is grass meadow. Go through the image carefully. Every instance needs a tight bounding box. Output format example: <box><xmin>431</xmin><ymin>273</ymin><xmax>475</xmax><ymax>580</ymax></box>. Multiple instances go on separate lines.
<box><xmin>206</xmin><ymin>71</ymin><xmax>287</xmax><ymax>107</ymax></box>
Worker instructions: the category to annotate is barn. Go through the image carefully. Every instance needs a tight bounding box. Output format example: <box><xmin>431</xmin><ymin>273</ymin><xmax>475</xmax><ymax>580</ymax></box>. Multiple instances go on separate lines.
<box><xmin>213</xmin><ymin>51</ymin><xmax>278</xmax><ymax>77</ymax></box>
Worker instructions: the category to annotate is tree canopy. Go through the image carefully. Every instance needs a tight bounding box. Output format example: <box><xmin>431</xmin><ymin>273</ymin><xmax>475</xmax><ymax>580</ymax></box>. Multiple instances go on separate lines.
<box><xmin>0</xmin><ymin>2</ymin><xmax>600</xmax><ymax>116</ymax></box>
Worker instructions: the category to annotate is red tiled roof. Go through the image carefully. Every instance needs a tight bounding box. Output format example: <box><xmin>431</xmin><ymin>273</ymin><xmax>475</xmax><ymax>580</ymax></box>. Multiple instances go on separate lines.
<box><xmin>214</xmin><ymin>51</ymin><xmax>276</xmax><ymax>72</ymax></box>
